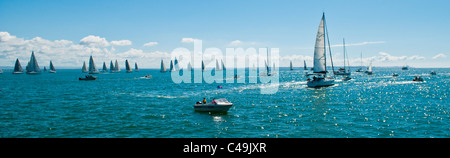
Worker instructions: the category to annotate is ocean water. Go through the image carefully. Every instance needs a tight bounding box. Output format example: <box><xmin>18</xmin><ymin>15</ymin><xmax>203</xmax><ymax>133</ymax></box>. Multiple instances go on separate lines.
<box><xmin>0</xmin><ymin>67</ymin><xmax>449</xmax><ymax>138</ymax></box>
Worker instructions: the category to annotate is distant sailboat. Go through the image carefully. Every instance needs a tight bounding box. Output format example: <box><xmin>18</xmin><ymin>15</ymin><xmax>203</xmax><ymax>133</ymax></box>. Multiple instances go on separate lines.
<box><xmin>125</xmin><ymin>59</ymin><xmax>132</xmax><ymax>73</ymax></box>
<box><xmin>44</xmin><ymin>66</ymin><xmax>47</xmax><ymax>71</ymax></box>
<box><xmin>365</xmin><ymin>61</ymin><xmax>373</xmax><ymax>75</ymax></box>
<box><xmin>82</xmin><ymin>61</ymin><xmax>88</xmax><ymax>73</ymax></box>
<box><xmin>0</xmin><ymin>66</ymin><xmax>2</xmax><ymax>74</ymax></box>
<box><xmin>160</xmin><ymin>59</ymin><xmax>167</xmax><ymax>72</ymax></box>
<box><xmin>109</xmin><ymin>61</ymin><xmax>115</xmax><ymax>73</ymax></box>
<box><xmin>88</xmin><ymin>55</ymin><xmax>99</xmax><ymax>74</ymax></box>
<box><xmin>335</xmin><ymin>38</ymin><xmax>351</xmax><ymax>76</ymax></box>
<box><xmin>26</xmin><ymin>51</ymin><xmax>41</xmax><ymax>74</ymax></box>
<box><xmin>102</xmin><ymin>62</ymin><xmax>107</xmax><ymax>72</ymax></box>
<box><xmin>13</xmin><ymin>58</ymin><xmax>23</xmax><ymax>74</ymax></box>
<box><xmin>169</xmin><ymin>60</ymin><xmax>174</xmax><ymax>72</ymax></box>
<box><xmin>356</xmin><ymin>52</ymin><xmax>364</xmax><ymax>72</ymax></box>
<box><xmin>290</xmin><ymin>61</ymin><xmax>293</xmax><ymax>70</ymax></box>
<box><xmin>216</xmin><ymin>59</ymin><xmax>222</xmax><ymax>71</ymax></box>
<box><xmin>135</xmin><ymin>62</ymin><xmax>139</xmax><ymax>72</ymax></box>
<box><xmin>306</xmin><ymin>13</ymin><xmax>335</xmax><ymax>88</ymax></box>
<box><xmin>187</xmin><ymin>62</ymin><xmax>192</xmax><ymax>71</ymax></box>
<box><xmin>201</xmin><ymin>60</ymin><xmax>205</xmax><ymax>72</ymax></box>
<box><xmin>114</xmin><ymin>60</ymin><xmax>120</xmax><ymax>72</ymax></box>
<box><xmin>174</xmin><ymin>58</ymin><xmax>180</xmax><ymax>71</ymax></box>
<box><xmin>304</xmin><ymin>60</ymin><xmax>307</xmax><ymax>70</ymax></box>
<box><xmin>221</xmin><ymin>59</ymin><xmax>226</xmax><ymax>71</ymax></box>
<box><xmin>49</xmin><ymin>60</ymin><xmax>56</xmax><ymax>73</ymax></box>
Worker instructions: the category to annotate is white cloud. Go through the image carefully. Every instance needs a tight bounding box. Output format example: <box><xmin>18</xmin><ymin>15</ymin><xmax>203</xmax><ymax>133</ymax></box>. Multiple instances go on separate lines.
<box><xmin>181</xmin><ymin>38</ymin><xmax>198</xmax><ymax>43</ymax></box>
<box><xmin>230</xmin><ymin>40</ymin><xmax>242</xmax><ymax>46</ymax></box>
<box><xmin>79</xmin><ymin>35</ymin><xmax>110</xmax><ymax>47</ymax></box>
<box><xmin>110</xmin><ymin>40</ymin><xmax>132</xmax><ymax>46</ymax></box>
<box><xmin>143</xmin><ymin>42</ymin><xmax>158</xmax><ymax>47</ymax></box>
<box><xmin>432</xmin><ymin>53</ymin><xmax>446</xmax><ymax>59</ymax></box>
<box><xmin>332</xmin><ymin>41</ymin><xmax>386</xmax><ymax>47</ymax></box>
<box><xmin>0</xmin><ymin>32</ymin><xmax>16</xmax><ymax>42</ymax></box>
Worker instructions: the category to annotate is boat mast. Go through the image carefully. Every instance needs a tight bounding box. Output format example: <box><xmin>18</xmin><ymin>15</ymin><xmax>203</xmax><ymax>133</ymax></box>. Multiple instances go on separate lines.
<box><xmin>323</xmin><ymin>12</ymin><xmax>335</xmax><ymax>76</ymax></box>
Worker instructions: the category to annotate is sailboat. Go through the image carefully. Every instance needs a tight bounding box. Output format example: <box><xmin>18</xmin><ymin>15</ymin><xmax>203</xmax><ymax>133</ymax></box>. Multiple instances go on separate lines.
<box><xmin>169</xmin><ymin>60</ymin><xmax>174</xmax><ymax>72</ymax></box>
<box><xmin>13</xmin><ymin>58</ymin><xmax>24</xmax><ymax>74</ymax></box>
<box><xmin>365</xmin><ymin>61</ymin><xmax>373</xmax><ymax>75</ymax></box>
<box><xmin>306</xmin><ymin>13</ymin><xmax>335</xmax><ymax>88</ymax></box>
<box><xmin>109</xmin><ymin>61</ymin><xmax>115</xmax><ymax>73</ymax></box>
<box><xmin>102</xmin><ymin>62</ymin><xmax>107</xmax><ymax>72</ymax></box>
<box><xmin>135</xmin><ymin>62</ymin><xmax>139</xmax><ymax>72</ymax></box>
<box><xmin>201</xmin><ymin>60</ymin><xmax>205</xmax><ymax>72</ymax></box>
<box><xmin>290</xmin><ymin>61</ymin><xmax>293</xmax><ymax>70</ymax></box>
<box><xmin>44</xmin><ymin>66</ymin><xmax>47</xmax><ymax>71</ymax></box>
<box><xmin>160</xmin><ymin>59</ymin><xmax>167</xmax><ymax>72</ymax></box>
<box><xmin>355</xmin><ymin>52</ymin><xmax>364</xmax><ymax>72</ymax></box>
<box><xmin>114</xmin><ymin>60</ymin><xmax>120</xmax><ymax>72</ymax></box>
<box><xmin>26</xmin><ymin>51</ymin><xmax>41</xmax><ymax>74</ymax></box>
<box><xmin>221</xmin><ymin>59</ymin><xmax>226</xmax><ymax>71</ymax></box>
<box><xmin>49</xmin><ymin>60</ymin><xmax>56</xmax><ymax>73</ymax></box>
<box><xmin>88</xmin><ymin>55</ymin><xmax>99</xmax><ymax>74</ymax></box>
<box><xmin>335</xmin><ymin>38</ymin><xmax>351</xmax><ymax>76</ymax></box>
<box><xmin>187</xmin><ymin>62</ymin><xmax>192</xmax><ymax>71</ymax></box>
<box><xmin>0</xmin><ymin>66</ymin><xmax>2</xmax><ymax>74</ymax></box>
<box><xmin>303</xmin><ymin>60</ymin><xmax>307</xmax><ymax>70</ymax></box>
<box><xmin>125</xmin><ymin>59</ymin><xmax>132</xmax><ymax>73</ymax></box>
<box><xmin>216</xmin><ymin>59</ymin><xmax>222</xmax><ymax>71</ymax></box>
<box><xmin>82</xmin><ymin>61</ymin><xmax>88</xmax><ymax>73</ymax></box>
<box><xmin>174</xmin><ymin>58</ymin><xmax>180</xmax><ymax>71</ymax></box>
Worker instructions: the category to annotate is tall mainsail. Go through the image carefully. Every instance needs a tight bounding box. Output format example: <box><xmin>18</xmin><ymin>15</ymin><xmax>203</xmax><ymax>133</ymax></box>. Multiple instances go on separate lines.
<box><xmin>303</xmin><ymin>60</ymin><xmax>307</xmax><ymax>70</ymax></box>
<box><xmin>26</xmin><ymin>51</ymin><xmax>41</xmax><ymax>74</ymax></box>
<box><xmin>88</xmin><ymin>55</ymin><xmax>99</xmax><ymax>74</ymax></box>
<box><xmin>13</xmin><ymin>58</ymin><xmax>24</xmax><ymax>74</ymax></box>
<box><xmin>125</xmin><ymin>59</ymin><xmax>132</xmax><ymax>73</ymax></box>
<box><xmin>135</xmin><ymin>62</ymin><xmax>139</xmax><ymax>72</ymax></box>
<box><xmin>49</xmin><ymin>60</ymin><xmax>56</xmax><ymax>73</ymax></box>
<box><xmin>82</xmin><ymin>61</ymin><xmax>88</xmax><ymax>73</ymax></box>
<box><xmin>313</xmin><ymin>15</ymin><xmax>327</xmax><ymax>74</ymax></box>
<box><xmin>160</xmin><ymin>59</ymin><xmax>167</xmax><ymax>72</ymax></box>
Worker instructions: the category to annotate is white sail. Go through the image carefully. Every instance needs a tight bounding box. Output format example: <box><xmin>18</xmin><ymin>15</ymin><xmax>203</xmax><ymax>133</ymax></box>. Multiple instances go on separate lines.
<box><xmin>88</xmin><ymin>55</ymin><xmax>99</xmax><ymax>74</ymax></box>
<box><xmin>368</xmin><ymin>61</ymin><xmax>372</xmax><ymax>72</ymax></box>
<box><xmin>82</xmin><ymin>61</ymin><xmax>88</xmax><ymax>73</ymax></box>
<box><xmin>125</xmin><ymin>59</ymin><xmax>132</xmax><ymax>73</ymax></box>
<box><xmin>313</xmin><ymin>15</ymin><xmax>326</xmax><ymax>73</ymax></box>
<box><xmin>160</xmin><ymin>59</ymin><xmax>167</xmax><ymax>72</ymax></box>
<box><xmin>135</xmin><ymin>62</ymin><xmax>139</xmax><ymax>72</ymax></box>
<box><xmin>110</xmin><ymin>61</ymin><xmax>115</xmax><ymax>73</ymax></box>
<box><xmin>216</xmin><ymin>59</ymin><xmax>221</xmax><ymax>71</ymax></box>
<box><xmin>114</xmin><ymin>60</ymin><xmax>120</xmax><ymax>72</ymax></box>
<box><xmin>49</xmin><ymin>60</ymin><xmax>56</xmax><ymax>73</ymax></box>
<box><xmin>26</xmin><ymin>51</ymin><xmax>41</xmax><ymax>74</ymax></box>
<box><xmin>187</xmin><ymin>62</ymin><xmax>192</xmax><ymax>71</ymax></box>
<box><xmin>13</xmin><ymin>58</ymin><xmax>23</xmax><ymax>74</ymax></box>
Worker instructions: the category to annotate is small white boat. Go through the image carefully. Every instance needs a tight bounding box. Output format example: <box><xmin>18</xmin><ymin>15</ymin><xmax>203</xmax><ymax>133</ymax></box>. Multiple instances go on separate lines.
<box><xmin>194</xmin><ymin>98</ymin><xmax>233</xmax><ymax>112</ymax></box>
<box><xmin>144</xmin><ymin>74</ymin><xmax>152</xmax><ymax>78</ymax></box>
<box><xmin>342</xmin><ymin>76</ymin><xmax>351</xmax><ymax>81</ymax></box>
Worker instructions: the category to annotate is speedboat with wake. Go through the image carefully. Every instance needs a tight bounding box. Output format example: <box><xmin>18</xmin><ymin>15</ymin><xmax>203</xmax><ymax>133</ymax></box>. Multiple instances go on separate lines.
<box><xmin>194</xmin><ymin>98</ymin><xmax>233</xmax><ymax>112</ymax></box>
<box><xmin>79</xmin><ymin>75</ymin><xmax>97</xmax><ymax>80</ymax></box>
<box><xmin>412</xmin><ymin>76</ymin><xmax>424</xmax><ymax>82</ymax></box>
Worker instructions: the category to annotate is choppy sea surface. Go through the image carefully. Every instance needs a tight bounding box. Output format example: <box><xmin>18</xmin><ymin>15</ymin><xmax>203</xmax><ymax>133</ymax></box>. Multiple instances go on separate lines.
<box><xmin>0</xmin><ymin>67</ymin><xmax>449</xmax><ymax>138</ymax></box>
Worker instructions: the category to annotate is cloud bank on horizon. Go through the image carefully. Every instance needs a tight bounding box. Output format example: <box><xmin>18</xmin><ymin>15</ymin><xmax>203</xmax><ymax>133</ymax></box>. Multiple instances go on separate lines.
<box><xmin>0</xmin><ymin>31</ymin><xmax>447</xmax><ymax>68</ymax></box>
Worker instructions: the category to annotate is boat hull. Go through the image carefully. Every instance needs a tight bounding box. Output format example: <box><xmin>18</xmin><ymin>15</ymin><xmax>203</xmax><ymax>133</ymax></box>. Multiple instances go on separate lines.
<box><xmin>307</xmin><ymin>78</ymin><xmax>335</xmax><ymax>88</ymax></box>
<box><xmin>194</xmin><ymin>103</ymin><xmax>233</xmax><ymax>112</ymax></box>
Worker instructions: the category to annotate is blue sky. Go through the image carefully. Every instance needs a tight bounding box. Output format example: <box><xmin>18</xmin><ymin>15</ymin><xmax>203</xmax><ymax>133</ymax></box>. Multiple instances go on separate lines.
<box><xmin>0</xmin><ymin>0</ymin><xmax>449</xmax><ymax>68</ymax></box>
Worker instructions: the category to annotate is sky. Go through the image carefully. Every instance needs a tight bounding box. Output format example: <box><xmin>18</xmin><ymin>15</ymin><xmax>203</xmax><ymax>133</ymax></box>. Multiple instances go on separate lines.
<box><xmin>0</xmin><ymin>0</ymin><xmax>449</xmax><ymax>68</ymax></box>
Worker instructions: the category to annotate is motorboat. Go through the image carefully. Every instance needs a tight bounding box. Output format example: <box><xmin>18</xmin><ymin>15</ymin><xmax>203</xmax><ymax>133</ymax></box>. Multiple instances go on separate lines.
<box><xmin>307</xmin><ymin>75</ymin><xmax>335</xmax><ymax>88</ymax></box>
<box><xmin>194</xmin><ymin>98</ymin><xmax>233</xmax><ymax>112</ymax></box>
<box><xmin>79</xmin><ymin>75</ymin><xmax>97</xmax><ymax>80</ymax></box>
<box><xmin>429</xmin><ymin>71</ymin><xmax>437</xmax><ymax>75</ymax></box>
<box><xmin>392</xmin><ymin>73</ymin><xmax>399</xmax><ymax>77</ymax></box>
<box><xmin>342</xmin><ymin>76</ymin><xmax>351</xmax><ymax>81</ymax></box>
<box><xmin>144</xmin><ymin>74</ymin><xmax>152</xmax><ymax>78</ymax></box>
<box><xmin>412</xmin><ymin>76</ymin><xmax>424</xmax><ymax>82</ymax></box>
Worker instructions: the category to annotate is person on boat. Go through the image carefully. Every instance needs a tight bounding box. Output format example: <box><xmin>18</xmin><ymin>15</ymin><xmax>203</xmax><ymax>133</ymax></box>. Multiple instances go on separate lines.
<box><xmin>203</xmin><ymin>98</ymin><xmax>207</xmax><ymax>104</ymax></box>
<box><xmin>307</xmin><ymin>78</ymin><xmax>311</xmax><ymax>82</ymax></box>
<box><xmin>211</xmin><ymin>98</ymin><xmax>216</xmax><ymax>104</ymax></box>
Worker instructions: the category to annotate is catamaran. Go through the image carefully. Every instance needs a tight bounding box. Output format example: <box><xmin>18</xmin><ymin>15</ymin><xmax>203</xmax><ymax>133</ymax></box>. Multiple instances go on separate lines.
<box><xmin>125</xmin><ymin>59</ymin><xmax>132</xmax><ymax>73</ymax></box>
<box><xmin>49</xmin><ymin>60</ymin><xmax>56</xmax><ymax>73</ymax></box>
<box><xmin>13</xmin><ymin>58</ymin><xmax>24</xmax><ymax>74</ymax></box>
<box><xmin>26</xmin><ymin>51</ymin><xmax>41</xmax><ymax>74</ymax></box>
<box><xmin>88</xmin><ymin>55</ymin><xmax>99</xmax><ymax>74</ymax></box>
<box><xmin>306</xmin><ymin>13</ymin><xmax>335</xmax><ymax>88</ymax></box>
